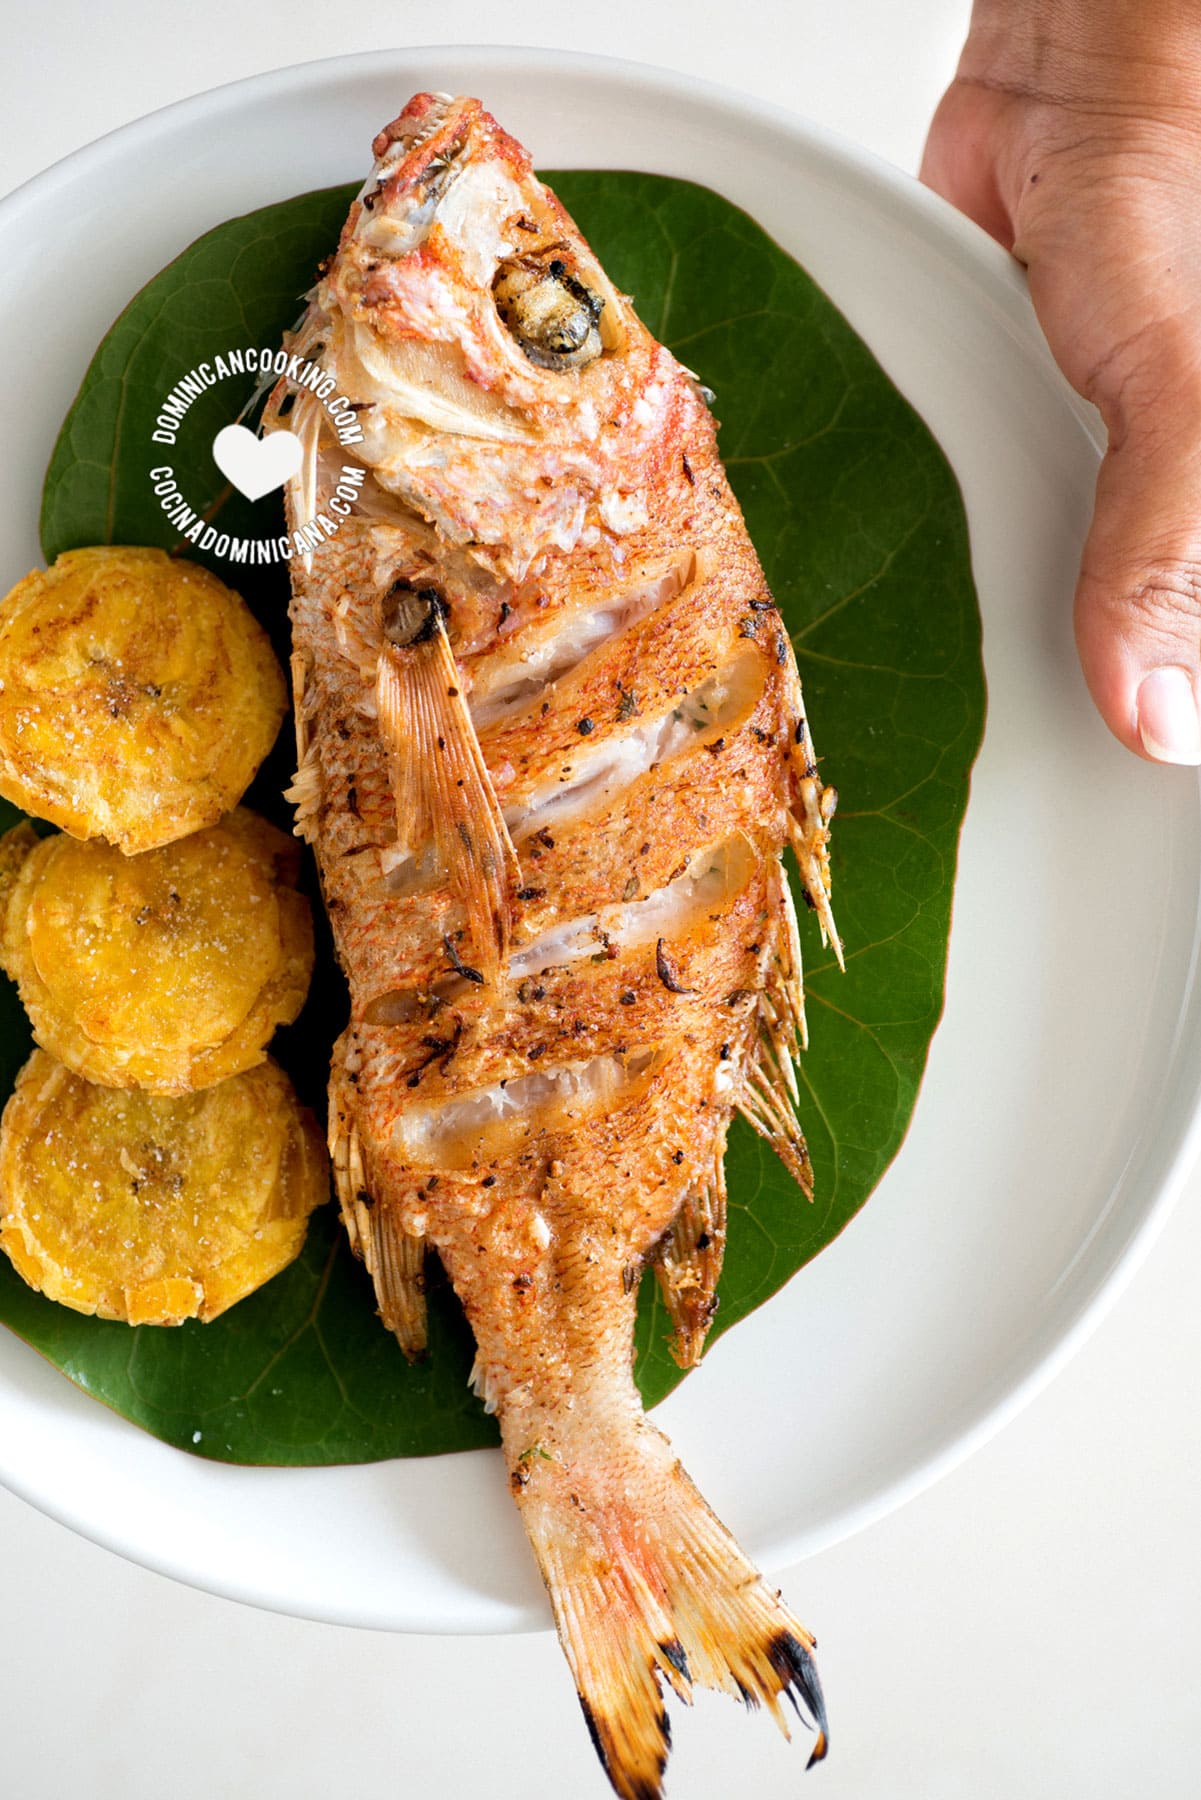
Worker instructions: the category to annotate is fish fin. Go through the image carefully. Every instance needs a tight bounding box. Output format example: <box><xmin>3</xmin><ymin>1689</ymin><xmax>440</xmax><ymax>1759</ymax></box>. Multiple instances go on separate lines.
<box><xmin>788</xmin><ymin>704</ymin><xmax>842</xmax><ymax>970</ymax></box>
<box><xmin>265</xmin><ymin>305</ymin><xmax>327</xmax><ymax>568</ymax></box>
<box><xmin>283</xmin><ymin>736</ymin><xmax>323</xmax><ymax>845</ymax></box>
<box><xmin>518</xmin><ymin>1423</ymin><xmax>827</xmax><ymax>1800</ymax></box>
<box><xmin>330</xmin><ymin>1107</ymin><xmax>428</xmax><ymax>1361</ymax></box>
<box><xmin>363</xmin><ymin>1207</ymin><xmax>429</xmax><ymax>1361</ymax></box>
<box><xmin>468</xmin><ymin>1351</ymin><xmax>501</xmax><ymax>1415</ymax></box>
<box><xmin>652</xmin><ymin>1160</ymin><xmax>727</xmax><ymax>1368</ymax></box>
<box><xmin>377</xmin><ymin>616</ymin><xmax>519</xmax><ymax>988</ymax></box>
<box><xmin>736</xmin><ymin>989</ymin><xmax>814</xmax><ymax>1199</ymax></box>
<box><xmin>289</xmin><ymin>648</ymin><xmax>315</xmax><ymax>768</ymax></box>
<box><xmin>330</xmin><ymin>1105</ymin><xmax>368</xmax><ymax>1258</ymax></box>
<box><xmin>290</xmin><ymin>388</ymin><xmax>323</xmax><ymax>566</ymax></box>
<box><xmin>728</xmin><ymin>856</ymin><xmax>816</xmax><ymax>1195</ymax></box>
<box><xmin>773</xmin><ymin>853</ymin><xmax>809</xmax><ymax>1054</ymax></box>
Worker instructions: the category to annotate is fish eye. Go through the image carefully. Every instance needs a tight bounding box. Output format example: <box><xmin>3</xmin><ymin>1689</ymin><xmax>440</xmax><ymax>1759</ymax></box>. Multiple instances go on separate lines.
<box><xmin>493</xmin><ymin>255</ymin><xmax>605</xmax><ymax>370</ymax></box>
<box><xmin>380</xmin><ymin>581</ymin><xmax>447</xmax><ymax>648</ymax></box>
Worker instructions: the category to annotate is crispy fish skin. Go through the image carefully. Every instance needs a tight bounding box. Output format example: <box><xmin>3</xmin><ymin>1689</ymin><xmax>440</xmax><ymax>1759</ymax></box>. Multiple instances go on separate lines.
<box><xmin>272</xmin><ymin>94</ymin><xmax>839</xmax><ymax>1798</ymax></box>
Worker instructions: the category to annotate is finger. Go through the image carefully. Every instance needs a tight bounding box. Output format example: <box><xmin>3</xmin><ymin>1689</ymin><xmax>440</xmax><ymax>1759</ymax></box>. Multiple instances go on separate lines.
<box><xmin>1011</xmin><ymin>167</ymin><xmax>1201</xmax><ymax>762</ymax></box>
<box><xmin>919</xmin><ymin>82</ymin><xmax>1017</xmax><ymax>249</ymax></box>
<box><xmin>1073</xmin><ymin>405</ymin><xmax>1201</xmax><ymax>763</ymax></box>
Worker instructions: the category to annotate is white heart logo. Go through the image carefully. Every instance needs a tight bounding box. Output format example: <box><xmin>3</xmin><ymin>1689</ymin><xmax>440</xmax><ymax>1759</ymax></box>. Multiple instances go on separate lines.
<box><xmin>211</xmin><ymin>424</ymin><xmax>303</xmax><ymax>502</ymax></box>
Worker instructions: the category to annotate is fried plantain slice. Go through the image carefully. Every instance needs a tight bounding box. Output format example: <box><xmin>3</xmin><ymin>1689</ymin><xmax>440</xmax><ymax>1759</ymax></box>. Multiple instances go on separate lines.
<box><xmin>0</xmin><ymin>818</ymin><xmax>39</xmax><ymax>934</ymax></box>
<box><xmin>0</xmin><ymin>546</ymin><xmax>286</xmax><ymax>853</ymax></box>
<box><xmin>0</xmin><ymin>809</ymin><xmax>314</xmax><ymax>1093</ymax></box>
<box><xmin>0</xmin><ymin>1049</ymin><xmax>328</xmax><ymax>1324</ymax></box>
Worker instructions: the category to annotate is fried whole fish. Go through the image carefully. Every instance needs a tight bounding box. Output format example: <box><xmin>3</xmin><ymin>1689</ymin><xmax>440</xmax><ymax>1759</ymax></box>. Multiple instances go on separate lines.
<box><xmin>269</xmin><ymin>93</ymin><xmax>841</xmax><ymax>1799</ymax></box>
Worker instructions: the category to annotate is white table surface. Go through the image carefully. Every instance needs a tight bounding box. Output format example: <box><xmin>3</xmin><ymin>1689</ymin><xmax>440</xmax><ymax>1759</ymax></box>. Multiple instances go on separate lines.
<box><xmin>2</xmin><ymin>4</ymin><xmax>1199</xmax><ymax>1796</ymax></box>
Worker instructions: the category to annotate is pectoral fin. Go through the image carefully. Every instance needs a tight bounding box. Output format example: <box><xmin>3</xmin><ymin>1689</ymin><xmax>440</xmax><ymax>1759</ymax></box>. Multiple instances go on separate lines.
<box><xmin>376</xmin><ymin>589</ymin><xmax>519</xmax><ymax>988</ymax></box>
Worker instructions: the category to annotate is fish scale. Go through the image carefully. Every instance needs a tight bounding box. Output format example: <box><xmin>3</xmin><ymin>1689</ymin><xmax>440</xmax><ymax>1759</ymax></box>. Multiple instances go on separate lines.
<box><xmin>268</xmin><ymin>91</ymin><xmax>839</xmax><ymax>1800</ymax></box>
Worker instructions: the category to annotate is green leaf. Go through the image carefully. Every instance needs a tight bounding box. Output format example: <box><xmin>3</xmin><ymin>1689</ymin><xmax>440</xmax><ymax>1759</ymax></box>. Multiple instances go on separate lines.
<box><xmin>3</xmin><ymin>172</ymin><xmax>983</xmax><ymax>1462</ymax></box>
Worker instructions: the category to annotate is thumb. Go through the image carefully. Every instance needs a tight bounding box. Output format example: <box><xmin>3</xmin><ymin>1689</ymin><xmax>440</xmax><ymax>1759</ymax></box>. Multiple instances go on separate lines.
<box><xmin>1009</xmin><ymin>147</ymin><xmax>1201</xmax><ymax>765</ymax></box>
<box><xmin>1072</xmin><ymin>354</ymin><xmax>1201</xmax><ymax>765</ymax></box>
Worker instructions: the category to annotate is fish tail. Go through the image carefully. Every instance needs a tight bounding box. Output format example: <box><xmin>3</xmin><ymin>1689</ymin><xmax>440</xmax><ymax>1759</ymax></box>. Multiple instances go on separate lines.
<box><xmin>515</xmin><ymin>1426</ymin><xmax>827</xmax><ymax>1799</ymax></box>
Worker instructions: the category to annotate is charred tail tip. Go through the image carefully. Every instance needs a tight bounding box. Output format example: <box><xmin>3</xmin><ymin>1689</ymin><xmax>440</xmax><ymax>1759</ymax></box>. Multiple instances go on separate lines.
<box><xmin>533</xmin><ymin>1444</ymin><xmax>827</xmax><ymax>1796</ymax></box>
<box><xmin>574</xmin><ymin>1625</ymin><xmax>826</xmax><ymax>1797</ymax></box>
<box><xmin>768</xmin><ymin>1630</ymin><xmax>829</xmax><ymax>1767</ymax></box>
<box><xmin>657</xmin><ymin>1637</ymin><xmax>691</xmax><ymax>1685</ymax></box>
<box><xmin>578</xmin><ymin>1692</ymin><xmax>670</xmax><ymax>1800</ymax></box>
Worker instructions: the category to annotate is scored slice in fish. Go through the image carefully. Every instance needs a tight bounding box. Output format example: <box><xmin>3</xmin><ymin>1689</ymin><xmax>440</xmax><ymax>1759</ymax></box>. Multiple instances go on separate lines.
<box><xmin>268</xmin><ymin>93</ymin><xmax>841</xmax><ymax>1800</ymax></box>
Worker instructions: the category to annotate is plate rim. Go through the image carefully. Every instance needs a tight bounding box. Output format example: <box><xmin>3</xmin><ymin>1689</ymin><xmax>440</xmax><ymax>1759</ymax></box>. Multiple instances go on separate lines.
<box><xmin>1</xmin><ymin>42</ymin><xmax>1199</xmax><ymax>1635</ymax></box>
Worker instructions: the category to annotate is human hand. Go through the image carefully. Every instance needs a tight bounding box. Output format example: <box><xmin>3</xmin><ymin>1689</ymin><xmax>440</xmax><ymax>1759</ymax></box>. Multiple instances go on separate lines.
<box><xmin>922</xmin><ymin>0</ymin><xmax>1201</xmax><ymax>763</ymax></box>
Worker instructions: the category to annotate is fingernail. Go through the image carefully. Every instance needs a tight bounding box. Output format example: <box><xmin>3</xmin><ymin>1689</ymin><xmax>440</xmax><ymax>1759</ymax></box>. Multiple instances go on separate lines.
<box><xmin>1136</xmin><ymin>666</ymin><xmax>1201</xmax><ymax>764</ymax></box>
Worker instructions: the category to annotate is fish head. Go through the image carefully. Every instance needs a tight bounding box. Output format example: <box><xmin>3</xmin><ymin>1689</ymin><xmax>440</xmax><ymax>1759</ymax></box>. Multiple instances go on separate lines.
<box><xmin>280</xmin><ymin>93</ymin><xmax>694</xmax><ymax>586</ymax></box>
<box><xmin>322</xmin><ymin>92</ymin><xmax>637</xmax><ymax>441</ymax></box>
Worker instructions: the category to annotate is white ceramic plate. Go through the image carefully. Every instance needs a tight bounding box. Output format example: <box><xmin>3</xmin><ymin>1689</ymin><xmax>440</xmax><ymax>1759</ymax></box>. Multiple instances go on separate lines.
<box><xmin>1</xmin><ymin>47</ymin><xmax>1199</xmax><ymax>1635</ymax></box>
